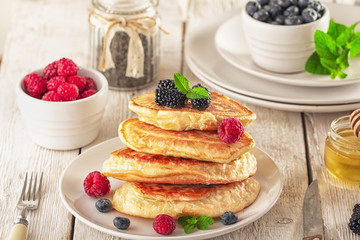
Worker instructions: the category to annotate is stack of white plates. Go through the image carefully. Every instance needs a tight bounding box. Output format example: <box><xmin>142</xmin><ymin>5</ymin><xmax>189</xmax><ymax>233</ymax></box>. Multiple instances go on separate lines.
<box><xmin>185</xmin><ymin>3</ymin><xmax>360</xmax><ymax>112</ymax></box>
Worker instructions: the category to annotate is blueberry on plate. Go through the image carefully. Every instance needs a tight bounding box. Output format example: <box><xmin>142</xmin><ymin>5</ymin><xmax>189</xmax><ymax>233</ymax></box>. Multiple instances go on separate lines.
<box><xmin>113</xmin><ymin>217</ymin><xmax>130</xmax><ymax>230</ymax></box>
<box><xmin>220</xmin><ymin>211</ymin><xmax>238</xmax><ymax>225</ymax></box>
<box><xmin>301</xmin><ymin>8</ymin><xmax>318</xmax><ymax>22</ymax></box>
<box><xmin>246</xmin><ymin>1</ymin><xmax>261</xmax><ymax>16</ymax></box>
<box><xmin>253</xmin><ymin>9</ymin><xmax>270</xmax><ymax>22</ymax></box>
<box><xmin>95</xmin><ymin>198</ymin><xmax>112</xmax><ymax>213</ymax></box>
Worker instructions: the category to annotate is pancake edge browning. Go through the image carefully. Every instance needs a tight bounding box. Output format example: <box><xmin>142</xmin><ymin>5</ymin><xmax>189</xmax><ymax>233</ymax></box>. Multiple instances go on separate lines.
<box><xmin>112</xmin><ymin>178</ymin><xmax>261</xmax><ymax>219</ymax></box>
<box><xmin>102</xmin><ymin>148</ymin><xmax>257</xmax><ymax>184</ymax></box>
<box><xmin>118</xmin><ymin>118</ymin><xmax>255</xmax><ymax>163</ymax></box>
<box><xmin>129</xmin><ymin>92</ymin><xmax>256</xmax><ymax>131</ymax></box>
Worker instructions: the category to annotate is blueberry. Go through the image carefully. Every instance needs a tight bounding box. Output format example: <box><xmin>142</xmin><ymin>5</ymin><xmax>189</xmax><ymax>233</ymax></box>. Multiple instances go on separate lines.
<box><xmin>246</xmin><ymin>1</ymin><xmax>261</xmax><ymax>16</ymax></box>
<box><xmin>267</xmin><ymin>4</ymin><xmax>282</xmax><ymax>18</ymax></box>
<box><xmin>284</xmin><ymin>15</ymin><xmax>303</xmax><ymax>25</ymax></box>
<box><xmin>284</xmin><ymin>5</ymin><xmax>300</xmax><ymax>16</ymax></box>
<box><xmin>298</xmin><ymin>0</ymin><xmax>311</xmax><ymax>8</ymax></box>
<box><xmin>113</xmin><ymin>217</ymin><xmax>130</xmax><ymax>230</ymax></box>
<box><xmin>269</xmin><ymin>21</ymin><xmax>282</xmax><ymax>24</ymax></box>
<box><xmin>220</xmin><ymin>211</ymin><xmax>238</xmax><ymax>225</ymax></box>
<box><xmin>307</xmin><ymin>0</ymin><xmax>324</xmax><ymax>12</ymax></box>
<box><xmin>253</xmin><ymin>9</ymin><xmax>270</xmax><ymax>22</ymax></box>
<box><xmin>301</xmin><ymin>8</ymin><xmax>318</xmax><ymax>22</ymax></box>
<box><xmin>276</xmin><ymin>0</ymin><xmax>291</xmax><ymax>8</ymax></box>
<box><xmin>95</xmin><ymin>198</ymin><xmax>112</xmax><ymax>213</ymax></box>
<box><xmin>275</xmin><ymin>14</ymin><xmax>286</xmax><ymax>24</ymax></box>
<box><xmin>290</xmin><ymin>0</ymin><xmax>298</xmax><ymax>5</ymax></box>
<box><xmin>257</xmin><ymin>0</ymin><xmax>270</xmax><ymax>5</ymax></box>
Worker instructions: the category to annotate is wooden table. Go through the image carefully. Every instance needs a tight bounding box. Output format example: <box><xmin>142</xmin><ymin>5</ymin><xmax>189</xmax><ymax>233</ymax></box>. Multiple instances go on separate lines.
<box><xmin>1</xmin><ymin>0</ymin><xmax>359</xmax><ymax>239</ymax></box>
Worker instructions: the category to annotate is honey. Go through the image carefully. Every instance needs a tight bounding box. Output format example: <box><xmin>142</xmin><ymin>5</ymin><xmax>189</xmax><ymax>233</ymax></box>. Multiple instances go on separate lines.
<box><xmin>324</xmin><ymin>115</ymin><xmax>360</xmax><ymax>184</ymax></box>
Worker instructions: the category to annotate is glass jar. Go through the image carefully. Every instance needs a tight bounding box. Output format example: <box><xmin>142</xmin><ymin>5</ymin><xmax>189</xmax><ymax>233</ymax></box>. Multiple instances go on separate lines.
<box><xmin>324</xmin><ymin>115</ymin><xmax>360</xmax><ymax>184</ymax></box>
<box><xmin>89</xmin><ymin>0</ymin><xmax>161</xmax><ymax>90</ymax></box>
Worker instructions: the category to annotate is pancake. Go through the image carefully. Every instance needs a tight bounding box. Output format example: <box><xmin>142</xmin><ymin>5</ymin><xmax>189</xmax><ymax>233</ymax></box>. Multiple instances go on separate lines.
<box><xmin>102</xmin><ymin>148</ymin><xmax>257</xmax><ymax>184</ymax></box>
<box><xmin>128</xmin><ymin>92</ymin><xmax>256</xmax><ymax>131</ymax></box>
<box><xmin>112</xmin><ymin>178</ymin><xmax>260</xmax><ymax>219</ymax></box>
<box><xmin>119</xmin><ymin>118</ymin><xmax>255</xmax><ymax>163</ymax></box>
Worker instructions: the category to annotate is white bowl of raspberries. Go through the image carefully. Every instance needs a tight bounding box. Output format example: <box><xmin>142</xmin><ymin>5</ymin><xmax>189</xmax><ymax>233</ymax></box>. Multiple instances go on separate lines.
<box><xmin>16</xmin><ymin>58</ymin><xmax>109</xmax><ymax>150</ymax></box>
<box><xmin>242</xmin><ymin>0</ymin><xmax>330</xmax><ymax>73</ymax></box>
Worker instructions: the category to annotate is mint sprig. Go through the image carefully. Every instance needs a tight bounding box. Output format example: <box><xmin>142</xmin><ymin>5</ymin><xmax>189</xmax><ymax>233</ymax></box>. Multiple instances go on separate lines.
<box><xmin>174</xmin><ymin>73</ymin><xmax>209</xmax><ymax>99</ymax></box>
<box><xmin>178</xmin><ymin>215</ymin><xmax>214</xmax><ymax>234</ymax></box>
<box><xmin>305</xmin><ymin>19</ymin><xmax>360</xmax><ymax>80</ymax></box>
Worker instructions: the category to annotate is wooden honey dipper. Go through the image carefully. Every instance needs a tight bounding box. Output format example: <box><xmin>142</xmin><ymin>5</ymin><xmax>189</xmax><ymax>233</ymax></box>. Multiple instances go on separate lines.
<box><xmin>350</xmin><ymin>109</ymin><xmax>360</xmax><ymax>138</ymax></box>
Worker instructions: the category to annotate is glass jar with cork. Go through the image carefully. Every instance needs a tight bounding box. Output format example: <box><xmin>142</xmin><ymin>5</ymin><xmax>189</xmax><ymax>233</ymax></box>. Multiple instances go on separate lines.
<box><xmin>324</xmin><ymin>110</ymin><xmax>360</xmax><ymax>184</ymax></box>
<box><xmin>89</xmin><ymin>0</ymin><xmax>161</xmax><ymax>90</ymax></box>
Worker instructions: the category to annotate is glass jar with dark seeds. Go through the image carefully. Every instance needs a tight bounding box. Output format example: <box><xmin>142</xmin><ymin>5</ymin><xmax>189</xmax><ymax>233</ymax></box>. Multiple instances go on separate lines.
<box><xmin>89</xmin><ymin>0</ymin><xmax>161</xmax><ymax>91</ymax></box>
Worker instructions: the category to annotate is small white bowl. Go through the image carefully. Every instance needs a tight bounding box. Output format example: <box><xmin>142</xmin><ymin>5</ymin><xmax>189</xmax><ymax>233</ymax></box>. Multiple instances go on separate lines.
<box><xmin>241</xmin><ymin>5</ymin><xmax>330</xmax><ymax>73</ymax></box>
<box><xmin>16</xmin><ymin>67</ymin><xmax>108</xmax><ymax>150</ymax></box>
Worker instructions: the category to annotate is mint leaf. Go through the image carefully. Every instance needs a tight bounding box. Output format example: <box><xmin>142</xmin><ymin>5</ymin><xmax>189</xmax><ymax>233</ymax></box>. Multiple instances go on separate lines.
<box><xmin>314</xmin><ymin>30</ymin><xmax>338</xmax><ymax>59</ymax></box>
<box><xmin>186</xmin><ymin>87</ymin><xmax>209</xmax><ymax>99</ymax></box>
<box><xmin>174</xmin><ymin>73</ymin><xmax>190</xmax><ymax>94</ymax></box>
<box><xmin>184</xmin><ymin>224</ymin><xmax>196</xmax><ymax>234</ymax></box>
<box><xmin>327</xmin><ymin>20</ymin><xmax>347</xmax><ymax>41</ymax></box>
<box><xmin>336</xmin><ymin>22</ymin><xmax>359</xmax><ymax>48</ymax></box>
<box><xmin>196</xmin><ymin>216</ymin><xmax>214</xmax><ymax>230</ymax></box>
<box><xmin>178</xmin><ymin>216</ymin><xmax>194</xmax><ymax>227</ymax></box>
<box><xmin>350</xmin><ymin>37</ymin><xmax>360</xmax><ymax>58</ymax></box>
<box><xmin>320</xmin><ymin>58</ymin><xmax>347</xmax><ymax>79</ymax></box>
<box><xmin>305</xmin><ymin>52</ymin><xmax>330</xmax><ymax>74</ymax></box>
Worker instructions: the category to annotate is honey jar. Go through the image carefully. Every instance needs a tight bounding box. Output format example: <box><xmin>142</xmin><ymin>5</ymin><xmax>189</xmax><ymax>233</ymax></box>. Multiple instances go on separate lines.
<box><xmin>324</xmin><ymin>115</ymin><xmax>360</xmax><ymax>184</ymax></box>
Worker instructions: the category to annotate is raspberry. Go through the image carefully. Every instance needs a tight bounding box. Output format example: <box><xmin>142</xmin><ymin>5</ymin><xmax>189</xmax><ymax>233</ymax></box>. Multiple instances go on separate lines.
<box><xmin>57</xmin><ymin>58</ymin><xmax>79</xmax><ymax>77</ymax></box>
<box><xmin>84</xmin><ymin>77</ymin><xmax>97</xmax><ymax>91</ymax></box>
<box><xmin>67</xmin><ymin>76</ymin><xmax>86</xmax><ymax>93</ymax></box>
<box><xmin>43</xmin><ymin>60</ymin><xmax>58</xmax><ymax>79</ymax></box>
<box><xmin>218</xmin><ymin>118</ymin><xmax>245</xmax><ymax>144</ymax></box>
<box><xmin>42</xmin><ymin>91</ymin><xmax>62</xmax><ymax>102</ymax></box>
<box><xmin>83</xmin><ymin>171</ymin><xmax>110</xmax><ymax>198</ymax></box>
<box><xmin>57</xmin><ymin>82</ymin><xmax>79</xmax><ymax>101</ymax></box>
<box><xmin>153</xmin><ymin>214</ymin><xmax>176</xmax><ymax>235</ymax></box>
<box><xmin>24</xmin><ymin>73</ymin><xmax>47</xmax><ymax>99</ymax></box>
<box><xmin>78</xmin><ymin>89</ymin><xmax>97</xmax><ymax>99</ymax></box>
<box><xmin>47</xmin><ymin>76</ymin><xmax>66</xmax><ymax>91</ymax></box>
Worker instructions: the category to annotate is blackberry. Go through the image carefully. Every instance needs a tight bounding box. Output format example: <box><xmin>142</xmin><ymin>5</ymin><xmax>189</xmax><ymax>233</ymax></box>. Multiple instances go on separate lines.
<box><xmin>95</xmin><ymin>198</ymin><xmax>112</xmax><ymax>213</ymax></box>
<box><xmin>155</xmin><ymin>88</ymin><xmax>186</xmax><ymax>108</ymax></box>
<box><xmin>113</xmin><ymin>217</ymin><xmax>130</xmax><ymax>230</ymax></box>
<box><xmin>190</xmin><ymin>84</ymin><xmax>211</xmax><ymax>111</ymax></box>
<box><xmin>349</xmin><ymin>203</ymin><xmax>360</xmax><ymax>235</ymax></box>
<box><xmin>220</xmin><ymin>211</ymin><xmax>238</xmax><ymax>225</ymax></box>
<box><xmin>158</xmin><ymin>79</ymin><xmax>176</xmax><ymax>89</ymax></box>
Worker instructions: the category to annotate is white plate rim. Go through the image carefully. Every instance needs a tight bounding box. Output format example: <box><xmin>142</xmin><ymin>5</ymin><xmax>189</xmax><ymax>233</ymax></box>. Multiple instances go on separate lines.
<box><xmin>186</xmin><ymin>53</ymin><xmax>360</xmax><ymax>112</ymax></box>
<box><xmin>214</xmin><ymin>3</ymin><xmax>360</xmax><ymax>88</ymax></box>
<box><xmin>59</xmin><ymin>137</ymin><xmax>283</xmax><ymax>240</ymax></box>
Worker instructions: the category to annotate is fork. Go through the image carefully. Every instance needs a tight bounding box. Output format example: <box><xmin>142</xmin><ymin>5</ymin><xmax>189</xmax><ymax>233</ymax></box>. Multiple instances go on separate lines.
<box><xmin>8</xmin><ymin>172</ymin><xmax>44</xmax><ymax>240</ymax></box>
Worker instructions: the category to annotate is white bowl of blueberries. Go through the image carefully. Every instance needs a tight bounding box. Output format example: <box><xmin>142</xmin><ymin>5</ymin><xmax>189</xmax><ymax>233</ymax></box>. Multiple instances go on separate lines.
<box><xmin>242</xmin><ymin>0</ymin><xmax>330</xmax><ymax>73</ymax></box>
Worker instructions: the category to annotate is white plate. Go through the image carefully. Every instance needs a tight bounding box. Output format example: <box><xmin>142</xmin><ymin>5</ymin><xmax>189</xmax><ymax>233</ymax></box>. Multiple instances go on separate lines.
<box><xmin>185</xmin><ymin>6</ymin><xmax>360</xmax><ymax>107</ymax></box>
<box><xmin>188</xmin><ymin>57</ymin><xmax>360</xmax><ymax>112</ymax></box>
<box><xmin>215</xmin><ymin>3</ymin><xmax>360</xmax><ymax>87</ymax></box>
<box><xmin>59</xmin><ymin>137</ymin><xmax>283</xmax><ymax>240</ymax></box>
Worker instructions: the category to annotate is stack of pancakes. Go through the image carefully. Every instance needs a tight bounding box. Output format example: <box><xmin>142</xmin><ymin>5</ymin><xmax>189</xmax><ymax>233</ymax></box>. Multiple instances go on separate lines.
<box><xmin>102</xmin><ymin>92</ymin><xmax>260</xmax><ymax>219</ymax></box>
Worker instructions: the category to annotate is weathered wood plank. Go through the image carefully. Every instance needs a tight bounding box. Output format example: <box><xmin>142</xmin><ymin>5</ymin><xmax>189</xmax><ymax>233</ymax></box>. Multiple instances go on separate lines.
<box><xmin>304</xmin><ymin>112</ymin><xmax>360</xmax><ymax>240</ymax></box>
